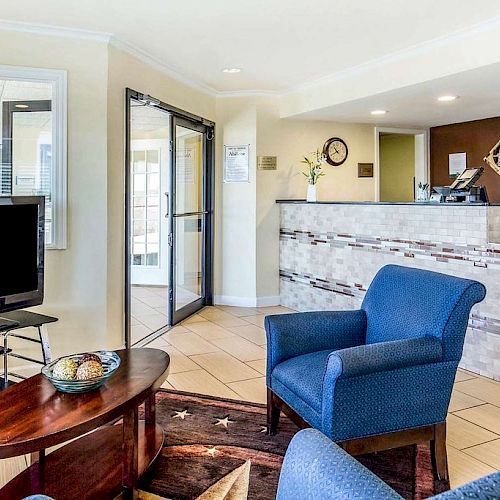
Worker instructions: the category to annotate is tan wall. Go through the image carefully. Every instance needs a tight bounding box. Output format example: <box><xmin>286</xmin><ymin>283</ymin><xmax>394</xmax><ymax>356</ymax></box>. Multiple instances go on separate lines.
<box><xmin>379</xmin><ymin>134</ymin><xmax>415</xmax><ymax>202</ymax></box>
<box><xmin>256</xmin><ymin>97</ymin><xmax>375</xmax><ymax>299</ymax></box>
<box><xmin>106</xmin><ymin>44</ymin><xmax>216</xmax><ymax>340</ymax></box>
<box><xmin>0</xmin><ymin>31</ymin><xmax>110</xmax><ymax>365</ymax></box>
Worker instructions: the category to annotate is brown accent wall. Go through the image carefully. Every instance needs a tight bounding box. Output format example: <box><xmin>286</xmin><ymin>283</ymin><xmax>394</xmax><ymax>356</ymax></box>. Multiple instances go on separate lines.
<box><xmin>430</xmin><ymin>116</ymin><xmax>500</xmax><ymax>202</ymax></box>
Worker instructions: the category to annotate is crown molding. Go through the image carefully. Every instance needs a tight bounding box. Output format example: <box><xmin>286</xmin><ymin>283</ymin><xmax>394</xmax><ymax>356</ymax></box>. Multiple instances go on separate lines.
<box><xmin>0</xmin><ymin>19</ymin><xmax>112</xmax><ymax>42</ymax></box>
<box><xmin>108</xmin><ymin>36</ymin><xmax>218</xmax><ymax>96</ymax></box>
<box><xmin>284</xmin><ymin>15</ymin><xmax>500</xmax><ymax>95</ymax></box>
<box><xmin>1</xmin><ymin>16</ymin><xmax>500</xmax><ymax>101</ymax></box>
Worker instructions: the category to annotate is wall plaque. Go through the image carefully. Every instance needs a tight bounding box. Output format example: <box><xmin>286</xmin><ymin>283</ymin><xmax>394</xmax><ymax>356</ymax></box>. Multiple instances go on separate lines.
<box><xmin>358</xmin><ymin>163</ymin><xmax>374</xmax><ymax>178</ymax></box>
<box><xmin>257</xmin><ymin>156</ymin><xmax>277</xmax><ymax>170</ymax></box>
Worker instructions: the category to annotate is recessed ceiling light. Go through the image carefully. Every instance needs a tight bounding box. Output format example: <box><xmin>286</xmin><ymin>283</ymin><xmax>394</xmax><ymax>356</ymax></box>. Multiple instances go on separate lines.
<box><xmin>370</xmin><ymin>110</ymin><xmax>387</xmax><ymax>115</ymax></box>
<box><xmin>437</xmin><ymin>95</ymin><xmax>458</xmax><ymax>102</ymax></box>
<box><xmin>15</xmin><ymin>104</ymin><xmax>29</xmax><ymax>109</ymax></box>
<box><xmin>222</xmin><ymin>68</ymin><xmax>242</xmax><ymax>74</ymax></box>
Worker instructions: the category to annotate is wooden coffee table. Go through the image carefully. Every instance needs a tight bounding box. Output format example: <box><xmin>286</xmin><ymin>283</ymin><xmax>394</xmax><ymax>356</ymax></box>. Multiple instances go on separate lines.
<box><xmin>0</xmin><ymin>348</ymin><xmax>170</xmax><ymax>500</ymax></box>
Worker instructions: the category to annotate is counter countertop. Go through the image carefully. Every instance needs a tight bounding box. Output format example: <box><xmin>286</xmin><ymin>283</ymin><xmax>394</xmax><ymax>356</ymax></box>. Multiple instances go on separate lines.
<box><xmin>276</xmin><ymin>199</ymin><xmax>495</xmax><ymax>206</ymax></box>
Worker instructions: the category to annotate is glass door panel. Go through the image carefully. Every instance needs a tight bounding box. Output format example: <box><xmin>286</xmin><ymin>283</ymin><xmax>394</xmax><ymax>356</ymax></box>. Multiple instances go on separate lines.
<box><xmin>128</xmin><ymin>99</ymin><xmax>170</xmax><ymax>344</ymax></box>
<box><xmin>171</xmin><ymin>118</ymin><xmax>210</xmax><ymax>323</ymax></box>
<box><xmin>175</xmin><ymin>215</ymin><xmax>202</xmax><ymax>311</ymax></box>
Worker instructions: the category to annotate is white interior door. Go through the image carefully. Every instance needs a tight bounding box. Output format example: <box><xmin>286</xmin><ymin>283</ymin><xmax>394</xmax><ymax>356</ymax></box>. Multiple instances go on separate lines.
<box><xmin>131</xmin><ymin>139</ymin><xmax>169</xmax><ymax>286</ymax></box>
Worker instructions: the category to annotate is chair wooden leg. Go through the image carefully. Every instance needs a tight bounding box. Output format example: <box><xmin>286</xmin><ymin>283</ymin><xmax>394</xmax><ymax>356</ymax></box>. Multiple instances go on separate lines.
<box><xmin>431</xmin><ymin>422</ymin><xmax>449</xmax><ymax>482</ymax></box>
<box><xmin>267</xmin><ymin>389</ymin><xmax>281</xmax><ymax>435</ymax></box>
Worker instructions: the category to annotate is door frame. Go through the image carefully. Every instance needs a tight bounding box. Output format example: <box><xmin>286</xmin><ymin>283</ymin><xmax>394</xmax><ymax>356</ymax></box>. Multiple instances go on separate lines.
<box><xmin>124</xmin><ymin>88</ymin><xmax>215</xmax><ymax>348</ymax></box>
<box><xmin>374</xmin><ymin>127</ymin><xmax>429</xmax><ymax>202</ymax></box>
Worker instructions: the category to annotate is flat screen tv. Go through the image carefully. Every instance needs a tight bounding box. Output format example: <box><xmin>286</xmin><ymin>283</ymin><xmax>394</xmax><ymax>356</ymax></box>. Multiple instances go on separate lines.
<box><xmin>0</xmin><ymin>196</ymin><xmax>45</xmax><ymax>314</ymax></box>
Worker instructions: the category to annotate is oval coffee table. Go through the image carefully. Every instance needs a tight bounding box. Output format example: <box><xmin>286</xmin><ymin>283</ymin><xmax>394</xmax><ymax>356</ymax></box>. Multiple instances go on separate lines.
<box><xmin>0</xmin><ymin>348</ymin><xmax>170</xmax><ymax>500</ymax></box>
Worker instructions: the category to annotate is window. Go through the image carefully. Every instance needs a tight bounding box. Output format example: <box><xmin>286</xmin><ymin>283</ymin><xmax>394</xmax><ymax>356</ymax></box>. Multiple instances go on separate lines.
<box><xmin>0</xmin><ymin>67</ymin><xmax>67</xmax><ymax>249</ymax></box>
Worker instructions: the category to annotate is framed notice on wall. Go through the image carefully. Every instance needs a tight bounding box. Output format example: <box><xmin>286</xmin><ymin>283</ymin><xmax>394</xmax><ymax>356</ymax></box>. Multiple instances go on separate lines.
<box><xmin>224</xmin><ymin>145</ymin><xmax>250</xmax><ymax>183</ymax></box>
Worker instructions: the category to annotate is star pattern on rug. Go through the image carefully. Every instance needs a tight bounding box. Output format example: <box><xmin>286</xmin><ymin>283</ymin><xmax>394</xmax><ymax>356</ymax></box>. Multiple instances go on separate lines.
<box><xmin>260</xmin><ymin>426</ymin><xmax>267</xmax><ymax>433</ymax></box>
<box><xmin>172</xmin><ymin>409</ymin><xmax>191</xmax><ymax>420</ymax></box>
<box><xmin>214</xmin><ymin>416</ymin><xmax>234</xmax><ymax>428</ymax></box>
<box><xmin>205</xmin><ymin>446</ymin><xmax>219</xmax><ymax>457</ymax></box>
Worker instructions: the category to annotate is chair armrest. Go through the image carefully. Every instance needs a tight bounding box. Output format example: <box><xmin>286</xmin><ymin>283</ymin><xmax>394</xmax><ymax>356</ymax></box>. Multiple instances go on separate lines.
<box><xmin>326</xmin><ymin>336</ymin><xmax>443</xmax><ymax>379</ymax></box>
<box><xmin>276</xmin><ymin>429</ymin><xmax>402</xmax><ymax>500</ymax></box>
<box><xmin>266</xmin><ymin>310</ymin><xmax>367</xmax><ymax>376</ymax></box>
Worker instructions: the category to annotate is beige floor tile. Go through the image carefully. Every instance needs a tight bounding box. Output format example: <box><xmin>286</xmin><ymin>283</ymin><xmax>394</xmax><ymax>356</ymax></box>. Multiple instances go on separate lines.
<box><xmin>246</xmin><ymin>359</ymin><xmax>266</xmax><ymax>375</ymax></box>
<box><xmin>455</xmin><ymin>369</ymin><xmax>477</xmax><ymax>383</ymax></box>
<box><xmin>165</xmin><ymin>332</ymin><xmax>220</xmax><ymax>356</ymax></box>
<box><xmin>181</xmin><ymin>314</ymin><xmax>208</xmax><ymax>325</ymax></box>
<box><xmin>454</xmin><ymin>378</ymin><xmax>500</xmax><ymax>407</ymax></box>
<box><xmin>134</xmin><ymin>313</ymin><xmax>167</xmax><ymax>331</ymax></box>
<box><xmin>229</xmin><ymin>324</ymin><xmax>267</xmax><ymax>345</ymax></box>
<box><xmin>212</xmin><ymin>316</ymin><xmax>250</xmax><ymax>328</ymax></box>
<box><xmin>228</xmin><ymin>377</ymin><xmax>267</xmax><ymax>404</ymax></box>
<box><xmin>190</xmin><ymin>351</ymin><xmax>261</xmax><ymax>383</ymax></box>
<box><xmin>161</xmin><ymin>345</ymin><xmax>201</xmax><ymax>374</ymax></box>
<box><xmin>447</xmin><ymin>445</ymin><xmax>496</xmax><ymax>488</ymax></box>
<box><xmin>0</xmin><ymin>456</ymin><xmax>29</xmax><ymax>489</ymax></box>
<box><xmin>166</xmin><ymin>325</ymin><xmax>190</xmax><ymax>335</ymax></box>
<box><xmin>455</xmin><ymin>404</ymin><xmax>500</xmax><ymax>435</ymax></box>
<box><xmin>185</xmin><ymin>321</ymin><xmax>236</xmax><ymax>341</ymax></box>
<box><xmin>243</xmin><ymin>315</ymin><xmax>266</xmax><ymax>328</ymax></box>
<box><xmin>146</xmin><ymin>337</ymin><xmax>170</xmax><ymax>349</ymax></box>
<box><xmin>217</xmin><ymin>305</ymin><xmax>261</xmax><ymax>317</ymax></box>
<box><xmin>197</xmin><ymin>307</ymin><xmax>233</xmax><ymax>321</ymax></box>
<box><xmin>447</xmin><ymin>414</ymin><xmax>498</xmax><ymax>449</ymax></box>
<box><xmin>137</xmin><ymin>295</ymin><xmax>166</xmax><ymax>309</ymax></box>
<box><xmin>131</xmin><ymin>324</ymin><xmax>153</xmax><ymax>343</ymax></box>
<box><xmin>131</xmin><ymin>298</ymin><xmax>157</xmax><ymax>316</ymax></box>
<box><xmin>256</xmin><ymin>306</ymin><xmax>295</xmax><ymax>315</ymax></box>
<box><xmin>464</xmin><ymin>439</ymin><xmax>500</xmax><ymax>469</ymax></box>
<box><xmin>168</xmin><ymin>369</ymin><xmax>241</xmax><ymax>399</ymax></box>
<box><xmin>448</xmin><ymin>389</ymin><xmax>485</xmax><ymax>412</ymax></box>
<box><xmin>211</xmin><ymin>337</ymin><xmax>267</xmax><ymax>362</ymax></box>
<box><xmin>161</xmin><ymin>379</ymin><xmax>175</xmax><ymax>390</ymax></box>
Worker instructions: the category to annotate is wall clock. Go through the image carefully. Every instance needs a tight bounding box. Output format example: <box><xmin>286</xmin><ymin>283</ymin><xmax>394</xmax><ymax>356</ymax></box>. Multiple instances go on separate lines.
<box><xmin>323</xmin><ymin>137</ymin><xmax>348</xmax><ymax>166</ymax></box>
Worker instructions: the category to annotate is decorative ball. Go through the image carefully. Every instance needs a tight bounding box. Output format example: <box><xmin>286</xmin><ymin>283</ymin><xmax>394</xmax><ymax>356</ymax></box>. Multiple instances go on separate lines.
<box><xmin>53</xmin><ymin>358</ymin><xmax>78</xmax><ymax>380</ymax></box>
<box><xmin>79</xmin><ymin>353</ymin><xmax>102</xmax><ymax>365</ymax></box>
<box><xmin>76</xmin><ymin>360</ymin><xmax>104</xmax><ymax>380</ymax></box>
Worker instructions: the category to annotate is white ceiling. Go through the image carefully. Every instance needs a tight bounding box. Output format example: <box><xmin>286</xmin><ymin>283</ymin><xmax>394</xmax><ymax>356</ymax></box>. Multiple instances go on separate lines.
<box><xmin>296</xmin><ymin>62</ymin><xmax>500</xmax><ymax>127</ymax></box>
<box><xmin>1</xmin><ymin>0</ymin><xmax>500</xmax><ymax>93</ymax></box>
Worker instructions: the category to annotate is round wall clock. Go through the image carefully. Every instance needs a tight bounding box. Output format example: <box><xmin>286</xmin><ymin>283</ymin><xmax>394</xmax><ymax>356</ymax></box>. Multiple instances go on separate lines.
<box><xmin>323</xmin><ymin>137</ymin><xmax>348</xmax><ymax>166</ymax></box>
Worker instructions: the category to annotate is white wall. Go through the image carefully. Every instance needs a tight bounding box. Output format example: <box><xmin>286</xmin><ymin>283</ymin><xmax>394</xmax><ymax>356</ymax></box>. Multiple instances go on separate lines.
<box><xmin>214</xmin><ymin>97</ymin><xmax>258</xmax><ymax>304</ymax></box>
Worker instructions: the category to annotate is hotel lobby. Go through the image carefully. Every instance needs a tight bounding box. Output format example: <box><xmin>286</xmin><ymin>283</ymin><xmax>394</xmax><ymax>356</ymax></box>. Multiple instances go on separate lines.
<box><xmin>0</xmin><ymin>1</ymin><xmax>499</xmax><ymax>499</ymax></box>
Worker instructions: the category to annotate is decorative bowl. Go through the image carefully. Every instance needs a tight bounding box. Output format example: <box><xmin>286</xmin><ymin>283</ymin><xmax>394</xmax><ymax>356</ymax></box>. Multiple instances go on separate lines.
<box><xmin>42</xmin><ymin>351</ymin><xmax>121</xmax><ymax>393</ymax></box>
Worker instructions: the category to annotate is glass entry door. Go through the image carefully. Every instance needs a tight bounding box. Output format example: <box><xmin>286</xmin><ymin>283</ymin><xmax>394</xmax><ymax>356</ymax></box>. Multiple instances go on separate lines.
<box><xmin>125</xmin><ymin>89</ymin><xmax>214</xmax><ymax>346</ymax></box>
<box><xmin>169</xmin><ymin>117</ymin><xmax>213</xmax><ymax>324</ymax></box>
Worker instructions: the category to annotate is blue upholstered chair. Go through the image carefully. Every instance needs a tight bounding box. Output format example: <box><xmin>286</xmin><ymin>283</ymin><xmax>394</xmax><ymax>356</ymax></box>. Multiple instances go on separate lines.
<box><xmin>276</xmin><ymin>429</ymin><xmax>500</xmax><ymax>500</ymax></box>
<box><xmin>266</xmin><ymin>265</ymin><xmax>486</xmax><ymax>481</ymax></box>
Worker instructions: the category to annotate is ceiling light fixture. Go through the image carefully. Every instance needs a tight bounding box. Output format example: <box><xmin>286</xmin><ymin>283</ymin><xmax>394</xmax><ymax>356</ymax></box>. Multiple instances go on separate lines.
<box><xmin>370</xmin><ymin>110</ymin><xmax>387</xmax><ymax>115</ymax></box>
<box><xmin>222</xmin><ymin>68</ymin><xmax>241</xmax><ymax>74</ymax></box>
<box><xmin>437</xmin><ymin>95</ymin><xmax>458</xmax><ymax>102</ymax></box>
<box><xmin>15</xmin><ymin>104</ymin><xmax>29</xmax><ymax>109</ymax></box>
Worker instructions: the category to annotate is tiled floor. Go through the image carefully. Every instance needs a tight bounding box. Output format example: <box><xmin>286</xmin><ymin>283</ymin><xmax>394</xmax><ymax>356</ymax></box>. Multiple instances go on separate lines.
<box><xmin>130</xmin><ymin>285</ymin><xmax>200</xmax><ymax>344</ymax></box>
<box><xmin>142</xmin><ymin>304</ymin><xmax>500</xmax><ymax>489</ymax></box>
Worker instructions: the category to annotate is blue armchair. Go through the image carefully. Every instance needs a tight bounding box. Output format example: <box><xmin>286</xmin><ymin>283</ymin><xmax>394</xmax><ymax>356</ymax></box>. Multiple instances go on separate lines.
<box><xmin>266</xmin><ymin>265</ymin><xmax>486</xmax><ymax>481</ymax></box>
<box><xmin>277</xmin><ymin>429</ymin><xmax>500</xmax><ymax>500</ymax></box>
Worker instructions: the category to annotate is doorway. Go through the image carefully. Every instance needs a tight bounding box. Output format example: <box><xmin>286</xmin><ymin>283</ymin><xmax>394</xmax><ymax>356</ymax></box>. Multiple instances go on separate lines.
<box><xmin>125</xmin><ymin>90</ymin><xmax>214</xmax><ymax>347</ymax></box>
<box><xmin>374</xmin><ymin>127</ymin><xmax>428</xmax><ymax>202</ymax></box>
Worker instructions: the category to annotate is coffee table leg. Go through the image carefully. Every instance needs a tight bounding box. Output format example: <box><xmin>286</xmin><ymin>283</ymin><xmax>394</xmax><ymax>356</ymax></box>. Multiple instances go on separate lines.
<box><xmin>123</xmin><ymin>406</ymin><xmax>139</xmax><ymax>500</ymax></box>
<box><xmin>144</xmin><ymin>392</ymin><xmax>156</xmax><ymax>426</ymax></box>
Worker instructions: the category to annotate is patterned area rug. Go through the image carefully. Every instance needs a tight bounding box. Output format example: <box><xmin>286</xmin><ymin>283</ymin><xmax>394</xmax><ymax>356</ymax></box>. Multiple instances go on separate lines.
<box><xmin>139</xmin><ymin>390</ymin><xmax>449</xmax><ymax>500</ymax></box>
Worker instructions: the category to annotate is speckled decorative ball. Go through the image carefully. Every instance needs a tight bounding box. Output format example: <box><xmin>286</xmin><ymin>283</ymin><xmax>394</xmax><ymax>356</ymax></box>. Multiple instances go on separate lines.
<box><xmin>76</xmin><ymin>360</ymin><xmax>104</xmax><ymax>380</ymax></box>
<box><xmin>52</xmin><ymin>358</ymin><xmax>78</xmax><ymax>380</ymax></box>
<box><xmin>79</xmin><ymin>353</ymin><xmax>101</xmax><ymax>365</ymax></box>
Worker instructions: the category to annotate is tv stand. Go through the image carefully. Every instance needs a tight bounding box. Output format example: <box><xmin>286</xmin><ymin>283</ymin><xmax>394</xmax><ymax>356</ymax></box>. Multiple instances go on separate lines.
<box><xmin>0</xmin><ymin>310</ymin><xmax>58</xmax><ymax>388</ymax></box>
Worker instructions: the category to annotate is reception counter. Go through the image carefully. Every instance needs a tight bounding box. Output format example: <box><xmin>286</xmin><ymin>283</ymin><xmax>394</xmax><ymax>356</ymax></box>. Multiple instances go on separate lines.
<box><xmin>278</xmin><ymin>200</ymin><xmax>500</xmax><ymax>380</ymax></box>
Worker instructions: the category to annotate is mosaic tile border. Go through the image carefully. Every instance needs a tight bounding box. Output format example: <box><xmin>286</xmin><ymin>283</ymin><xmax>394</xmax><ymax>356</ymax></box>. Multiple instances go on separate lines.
<box><xmin>280</xmin><ymin>271</ymin><xmax>500</xmax><ymax>337</ymax></box>
<box><xmin>280</xmin><ymin>229</ymin><xmax>500</xmax><ymax>268</ymax></box>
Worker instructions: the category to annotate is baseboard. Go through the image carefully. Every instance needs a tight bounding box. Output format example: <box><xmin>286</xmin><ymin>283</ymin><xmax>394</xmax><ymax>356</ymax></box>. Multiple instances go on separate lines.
<box><xmin>214</xmin><ymin>295</ymin><xmax>281</xmax><ymax>308</ymax></box>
